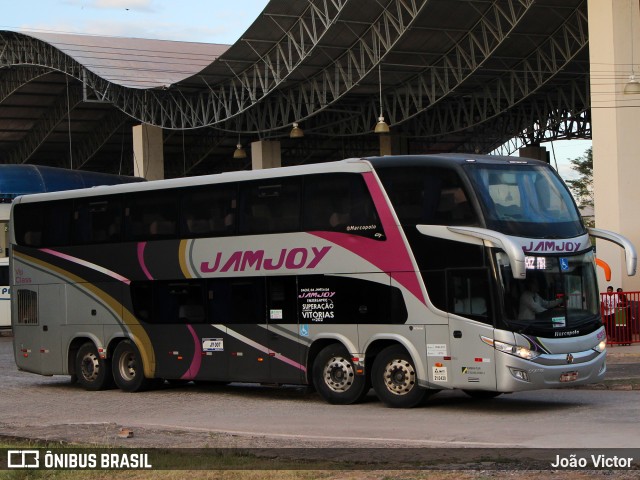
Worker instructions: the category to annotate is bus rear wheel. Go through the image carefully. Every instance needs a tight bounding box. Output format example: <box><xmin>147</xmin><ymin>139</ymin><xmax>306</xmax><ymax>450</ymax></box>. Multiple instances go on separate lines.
<box><xmin>112</xmin><ymin>340</ymin><xmax>155</xmax><ymax>392</ymax></box>
<box><xmin>312</xmin><ymin>344</ymin><xmax>369</xmax><ymax>405</ymax></box>
<box><xmin>372</xmin><ymin>345</ymin><xmax>427</xmax><ymax>408</ymax></box>
<box><xmin>75</xmin><ymin>342</ymin><xmax>113</xmax><ymax>391</ymax></box>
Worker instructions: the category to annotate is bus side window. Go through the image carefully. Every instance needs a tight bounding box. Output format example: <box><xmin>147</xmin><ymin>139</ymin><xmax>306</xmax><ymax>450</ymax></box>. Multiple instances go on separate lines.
<box><xmin>16</xmin><ymin>201</ymin><xmax>72</xmax><ymax>247</ymax></box>
<box><xmin>208</xmin><ymin>278</ymin><xmax>265</xmax><ymax>324</ymax></box>
<box><xmin>125</xmin><ymin>191</ymin><xmax>179</xmax><ymax>241</ymax></box>
<box><xmin>131</xmin><ymin>281</ymin><xmax>206</xmax><ymax>323</ymax></box>
<box><xmin>267</xmin><ymin>277</ymin><xmax>297</xmax><ymax>324</ymax></box>
<box><xmin>239</xmin><ymin>180</ymin><xmax>300</xmax><ymax>235</ymax></box>
<box><xmin>181</xmin><ymin>185</ymin><xmax>237</xmax><ymax>237</ymax></box>
<box><xmin>73</xmin><ymin>197</ymin><xmax>122</xmax><ymax>244</ymax></box>
<box><xmin>302</xmin><ymin>173</ymin><xmax>382</xmax><ymax>238</ymax></box>
<box><xmin>15</xmin><ymin>203</ymin><xmax>42</xmax><ymax>247</ymax></box>
<box><xmin>448</xmin><ymin>269</ymin><xmax>491</xmax><ymax>324</ymax></box>
<box><xmin>378</xmin><ymin>167</ymin><xmax>477</xmax><ymax>226</ymax></box>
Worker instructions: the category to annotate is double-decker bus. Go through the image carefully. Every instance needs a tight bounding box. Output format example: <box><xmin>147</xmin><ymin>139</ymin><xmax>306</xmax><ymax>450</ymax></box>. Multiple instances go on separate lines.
<box><xmin>9</xmin><ymin>154</ymin><xmax>636</xmax><ymax>407</ymax></box>
<box><xmin>0</xmin><ymin>165</ymin><xmax>143</xmax><ymax>330</ymax></box>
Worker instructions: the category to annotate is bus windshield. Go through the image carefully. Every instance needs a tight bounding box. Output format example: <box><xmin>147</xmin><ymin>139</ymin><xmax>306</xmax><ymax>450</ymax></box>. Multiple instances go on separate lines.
<box><xmin>497</xmin><ymin>250</ymin><xmax>601</xmax><ymax>335</ymax></box>
<box><xmin>464</xmin><ymin>163</ymin><xmax>584</xmax><ymax>238</ymax></box>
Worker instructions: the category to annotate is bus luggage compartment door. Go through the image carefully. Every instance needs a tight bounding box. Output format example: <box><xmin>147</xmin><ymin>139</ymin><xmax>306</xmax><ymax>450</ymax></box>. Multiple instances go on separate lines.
<box><xmin>448</xmin><ymin>316</ymin><xmax>496</xmax><ymax>390</ymax></box>
<box><xmin>14</xmin><ymin>284</ymin><xmax>65</xmax><ymax>375</ymax></box>
<box><xmin>37</xmin><ymin>284</ymin><xmax>66</xmax><ymax>375</ymax></box>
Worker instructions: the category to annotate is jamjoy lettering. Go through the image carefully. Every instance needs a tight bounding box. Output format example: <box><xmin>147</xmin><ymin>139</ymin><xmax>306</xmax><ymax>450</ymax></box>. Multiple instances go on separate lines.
<box><xmin>200</xmin><ymin>246</ymin><xmax>331</xmax><ymax>273</ymax></box>
<box><xmin>522</xmin><ymin>241</ymin><xmax>581</xmax><ymax>253</ymax></box>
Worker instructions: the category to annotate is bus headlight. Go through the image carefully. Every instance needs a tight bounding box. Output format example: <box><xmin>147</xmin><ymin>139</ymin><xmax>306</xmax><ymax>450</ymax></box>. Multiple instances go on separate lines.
<box><xmin>481</xmin><ymin>336</ymin><xmax>541</xmax><ymax>360</ymax></box>
<box><xmin>593</xmin><ymin>340</ymin><xmax>607</xmax><ymax>353</ymax></box>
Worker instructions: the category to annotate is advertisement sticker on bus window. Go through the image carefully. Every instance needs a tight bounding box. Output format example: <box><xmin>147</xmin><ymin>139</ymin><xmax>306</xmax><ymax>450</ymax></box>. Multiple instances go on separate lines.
<box><xmin>299</xmin><ymin>287</ymin><xmax>335</xmax><ymax>322</ymax></box>
<box><xmin>427</xmin><ymin>344</ymin><xmax>447</xmax><ymax>357</ymax></box>
<box><xmin>202</xmin><ymin>338</ymin><xmax>224</xmax><ymax>352</ymax></box>
<box><xmin>270</xmin><ymin>309</ymin><xmax>283</xmax><ymax>320</ymax></box>
<box><xmin>552</xmin><ymin>317</ymin><xmax>566</xmax><ymax>328</ymax></box>
<box><xmin>432</xmin><ymin>366</ymin><xmax>448</xmax><ymax>382</ymax></box>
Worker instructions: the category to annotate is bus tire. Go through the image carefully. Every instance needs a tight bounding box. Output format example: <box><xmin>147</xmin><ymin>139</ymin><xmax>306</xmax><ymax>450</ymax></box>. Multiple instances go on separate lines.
<box><xmin>372</xmin><ymin>345</ymin><xmax>426</xmax><ymax>408</ymax></box>
<box><xmin>112</xmin><ymin>339</ymin><xmax>154</xmax><ymax>392</ymax></box>
<box><xmin>312</xmin><ymin>344</ymin><xmax>369</xmax><ymax>405</ymax></box>
<box><xmin>75</xmin><ymin>342</ymin><xmax>114</xmax><ymax>391</ymax></box>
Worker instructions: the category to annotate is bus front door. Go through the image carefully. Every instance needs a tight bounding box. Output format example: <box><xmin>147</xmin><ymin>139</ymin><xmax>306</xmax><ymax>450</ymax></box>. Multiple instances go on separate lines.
<box><xmin>447</xmin><ymin>269</ymin><xmax>497</xmax><ymax>390</ymax></box>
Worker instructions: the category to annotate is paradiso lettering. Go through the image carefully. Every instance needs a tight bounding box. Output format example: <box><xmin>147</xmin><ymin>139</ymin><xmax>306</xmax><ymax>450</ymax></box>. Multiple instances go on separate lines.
<box><xmin>200</xmin><ymin>246</ymin><xmax>331</xmax><ymax>273</ymax></box>
<box><xmin>522</xmin><ymin>241</ymin><xmax>582</xmax><ymax>253</ymax></box>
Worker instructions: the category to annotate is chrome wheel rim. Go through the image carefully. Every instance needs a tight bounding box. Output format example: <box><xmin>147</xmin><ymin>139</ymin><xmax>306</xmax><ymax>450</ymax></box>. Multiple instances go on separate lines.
<box><xmin>382</xmin><ymin>358</ymin><xmax>416</xmax><ymax>396</ymax></box>
<box><xmin>80</xmin><ymin>352</ymin><xmax>100</xmax><ymax>382</ymax></box>
<box><xmin>323</xmin><ymin>355</ymin><xmax>355</xmax><ymax>392</ymax></box>
<box><xmin>117</xmin><ymin>351</ymin><xmax>137</xmax><ymax>382</ymax></box>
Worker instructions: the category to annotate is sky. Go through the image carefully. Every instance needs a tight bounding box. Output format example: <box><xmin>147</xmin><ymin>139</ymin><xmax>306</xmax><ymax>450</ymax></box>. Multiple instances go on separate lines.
<box><xmin>1</xmin><ymin>0</ymin><xmax>591</xmax><ymax>181</ymax></box>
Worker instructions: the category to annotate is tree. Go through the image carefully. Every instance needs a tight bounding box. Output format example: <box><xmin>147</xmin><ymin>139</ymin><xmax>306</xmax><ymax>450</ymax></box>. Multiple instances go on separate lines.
<box><xmin>565</xmin><ymin>147</ymin><xmax>593</xmax><ymax>208</ymax></box>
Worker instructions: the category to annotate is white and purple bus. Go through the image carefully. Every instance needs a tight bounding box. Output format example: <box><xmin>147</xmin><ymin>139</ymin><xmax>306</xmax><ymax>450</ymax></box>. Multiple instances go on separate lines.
<box><xmin>9</xmin><ymin>154</ymin><xmax>636</xmax><ymax>407</ymax></box>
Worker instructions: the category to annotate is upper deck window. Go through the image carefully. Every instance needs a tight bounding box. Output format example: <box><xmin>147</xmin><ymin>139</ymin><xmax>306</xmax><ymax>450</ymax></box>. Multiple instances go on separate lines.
<box><xmin>302</xmin><ymin>173</ymin><xmax>383</xmax><ymax>239</ymax></box>
<box><xmin>376</xmin><ymin>167</ymin><xmax>478</xmax><ymax>226</ymax></box>
<box><xmin>239</xmin><ymin>179</ymin><xmax>301</xmax><ymax>235</ymax></box>
<box><xmin>14</xmin><ymin>200</ymin><xmax>73</xmax><ymax>247</ymax></box>
<box><xmin>465</xmin><ymin>163</ymin><xmax>583</xmax><ymax>238</ymax></box>
<box><xmin>125</xmin><ymin>191</ymin><xmax>179</xmax><ymax>240</ymax></box>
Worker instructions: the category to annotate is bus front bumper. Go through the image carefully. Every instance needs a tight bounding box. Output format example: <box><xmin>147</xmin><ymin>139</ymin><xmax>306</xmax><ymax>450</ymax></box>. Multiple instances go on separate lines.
<box><xmin>495</xmin><ymin>348</ymin><xmax>607</xmax><ymax>392</ymax></box>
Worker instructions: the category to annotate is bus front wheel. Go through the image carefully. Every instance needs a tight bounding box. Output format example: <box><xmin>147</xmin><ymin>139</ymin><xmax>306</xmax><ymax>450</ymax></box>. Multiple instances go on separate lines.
<box><xmin>75</xmin><ymin>342</ymin><xmax>114</xmax><ymax>391</ymax></box>
<box><xmin>312</xmin><ymin>344</ymin><xmax>369</xmax><ymax>405</ymax></box>
<box><xmin>112</xmin><ymin>340</ymin><xmax>155</xmax><ymax>392</ymax></box>
<box><xmin>372</xmin><ymin>345</ymin><xmax>427</xmax><ymax>408</ymax></box>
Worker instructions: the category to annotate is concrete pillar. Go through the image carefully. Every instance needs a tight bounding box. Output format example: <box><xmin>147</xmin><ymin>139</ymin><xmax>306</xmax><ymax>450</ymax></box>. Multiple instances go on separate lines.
<box><xmin>133</xmin><ymin>124</ymin><xmax>164</xmax><ymax>180</ymax></box>
<box><xmin>519</xmin><ymin>146</ymin><xmax>549</xmax><ymax>163</ymax></box>
<box><xmin>251</xmin><ymin>140</ymin><xmax>281</xmax><ymax>169</ymax></box>
<box><xmin>588</xmin><ymin>0</ymin><xmax>640</xmax><ymax>291</ymax></box>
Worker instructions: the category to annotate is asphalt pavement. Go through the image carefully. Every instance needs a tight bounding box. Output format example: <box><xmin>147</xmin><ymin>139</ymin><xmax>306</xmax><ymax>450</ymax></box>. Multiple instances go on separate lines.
<box><xmin>599</xmin><ymin>344</ymin><xmax>640</xmax><ymax>388</ymax></box>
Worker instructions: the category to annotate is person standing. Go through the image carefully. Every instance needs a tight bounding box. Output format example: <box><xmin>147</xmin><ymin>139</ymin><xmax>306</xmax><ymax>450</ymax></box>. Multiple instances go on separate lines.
<box><xmin>602</xmin><ymin>285</ymin><xmax>617</xmax><ymax>340</ymax></box>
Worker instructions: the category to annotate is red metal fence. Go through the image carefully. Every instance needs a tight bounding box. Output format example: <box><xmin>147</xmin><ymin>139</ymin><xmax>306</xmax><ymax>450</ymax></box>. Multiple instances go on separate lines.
<box><xmin>600</xmin><ymin>291</ymin><xmax>640</xmax><ymax>345</ymax></box>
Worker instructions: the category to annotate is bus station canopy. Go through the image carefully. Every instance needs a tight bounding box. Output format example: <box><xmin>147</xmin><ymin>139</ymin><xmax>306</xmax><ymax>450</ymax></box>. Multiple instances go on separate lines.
<box><xmin>0</xmin><ymin>0</ymin><xmax>590</xmax><ymax>177</ymax></box>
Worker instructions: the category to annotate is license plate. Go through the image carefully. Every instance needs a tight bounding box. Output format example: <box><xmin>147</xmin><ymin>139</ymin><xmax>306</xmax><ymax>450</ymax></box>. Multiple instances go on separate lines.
<box><xmin>560</xmin><ymin>371</ymin><xmax>578</xmax><ymax>382</ymax></box>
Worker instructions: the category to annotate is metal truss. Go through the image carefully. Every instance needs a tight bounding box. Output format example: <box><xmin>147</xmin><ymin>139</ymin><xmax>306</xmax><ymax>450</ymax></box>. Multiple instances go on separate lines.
<box><xmin>0</xmin><ymin>65</ymin><xmax>51</xmax><ymax>103</ymax></box>
<box><xmin>407</xmin><ymin>3</ymin><xmax>589</xmax><ymax>138</ymax></box>
<box><xmin>421</xmin><ymin>84</ymin><xmax>592</xmax><ymax>156</ymax></box>
<box><xmin>244</xmin><ymin>0</ymin><xmax>536</xmax><ymax>135</ymax></box>
<box><xmin>1</xmin><ymin>0</ymin><xmax>431</xmax><ymax>130</ymax></box>
<box><xmin>0</xmin><ymin>0</ymin><xmax>594</xmax><ymax>171</ymax></box>
<box><xmin>0</xmin><ymin>0</ymin><xmax>587</xmax><ymax>137</ymax></box>
<box><xmin>5</xmin><ymin>85</ymin><xmax>83</xmax><ymax>165</ymax></box>
<box><xmin>489</xmin><ymin>109</ymin><xmax>591</xmax><ymax>156</ymax></box>
<box><xmin>72</xmin><ymin>109</ymin><xmax>129</xmax><ymax>170</ymax></box>
<box><xmin>308</xmin><ymin>0</ymin><xmax>589</xmax><ymax>138</ymax></box>
<box><xmin>237</xmin><ymin>0</ymin><xmax>435</xmax><ymax>134</ymax></box>
<box><xmin>0</xmin><ymin>0</ymin><xmax>350</xmax><ymax>129</ymax></box>
<box><xmin>166</xmin><ymin>128</ymin><xmax>225</xmax><ymax>177</ymax></box>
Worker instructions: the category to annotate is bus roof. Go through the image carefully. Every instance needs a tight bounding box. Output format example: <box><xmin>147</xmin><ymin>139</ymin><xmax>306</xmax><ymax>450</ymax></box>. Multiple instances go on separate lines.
<box><xmin>366</xmin><ymin>153</ymin><xmax>549</xmax><ymax>169</ymax></box>
<box><xmin>12</xmin><ymin>158</ymin><xmax>373</xmax><ymax>204</ymax></box>
<box><xmin>12</xmin><ymin>154</ymin><xmax>549</xmax><ymax>206</ymax></box>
